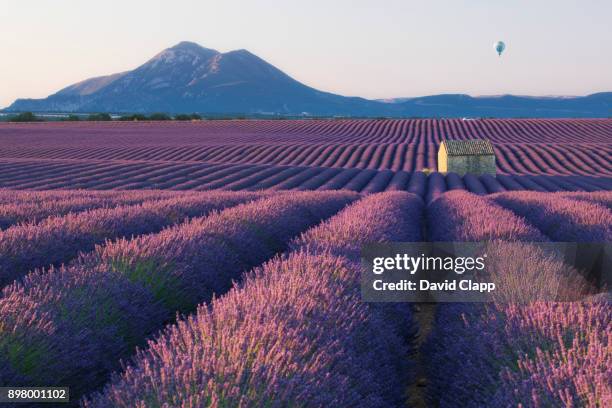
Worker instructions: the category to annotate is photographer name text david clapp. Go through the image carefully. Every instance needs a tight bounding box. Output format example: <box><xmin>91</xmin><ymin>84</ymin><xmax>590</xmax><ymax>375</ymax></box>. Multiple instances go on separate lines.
<box><xmin>372</xmin><ymin>279</ymin><xmax>496</xmax><ymax>293</ymax></box>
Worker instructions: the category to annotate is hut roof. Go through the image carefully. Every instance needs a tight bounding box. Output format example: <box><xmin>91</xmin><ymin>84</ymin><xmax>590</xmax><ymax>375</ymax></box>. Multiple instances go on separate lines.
<box><xmin>441</xmin><ymin>139</ymin><xmax>495</xmax><ymax>156</ymax></box>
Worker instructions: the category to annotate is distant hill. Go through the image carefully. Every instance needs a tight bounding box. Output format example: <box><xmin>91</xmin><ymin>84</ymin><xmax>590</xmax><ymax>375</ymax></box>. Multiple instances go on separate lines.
<box><xmin>379</xmin><ymin>93</ymin><xmax>612</xmax><ymax>118</ymax></box>
<box><xmin>4</xmin><ymin>41</ymin><xmax>611</xmax><ymax>118</ymax></box>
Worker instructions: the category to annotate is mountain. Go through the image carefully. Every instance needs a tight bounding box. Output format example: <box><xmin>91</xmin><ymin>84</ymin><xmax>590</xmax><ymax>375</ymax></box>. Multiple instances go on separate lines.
<box><xmin>6</xmin><ymin>41</ymin><xmax>387</xmax><ymax>116</ymax></box>
<box><xmin>382</xmin><ymin>93</ymin><xmax>612</xmax><ymax>118</ymax></box>
<box><xmin>5</xmin><ymin>41</ymin><xmax>611</xmax><ymax>117</ymax></box>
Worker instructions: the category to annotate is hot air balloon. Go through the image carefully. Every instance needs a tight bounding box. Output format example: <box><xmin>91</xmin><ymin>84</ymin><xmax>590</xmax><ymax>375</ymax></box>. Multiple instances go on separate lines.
<box><xmin>494</xmin><ymin>41</ymin><xmax>506</xmax><ymax>56</ymax></box>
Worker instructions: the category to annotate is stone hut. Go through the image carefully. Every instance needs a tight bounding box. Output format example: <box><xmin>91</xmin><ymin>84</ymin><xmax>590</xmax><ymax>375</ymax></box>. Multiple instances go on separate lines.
<box><xmin>437</xmin><ymin>139</ymin><xmax>496</xmax><ymax>176</ymax></box>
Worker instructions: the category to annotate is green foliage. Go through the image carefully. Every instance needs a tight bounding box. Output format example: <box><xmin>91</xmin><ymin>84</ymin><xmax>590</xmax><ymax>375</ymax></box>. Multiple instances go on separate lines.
<box><xmin>8</xmin><ymin>112</ymin><xmax>40</xmax><ymax>122</ymax></box>
<box><xmin>148</xmin><ymin>112</ymin><xmax>171</xmax><ymax>121</ymax></box>
<box><xmin>61</xmin><ymin>115</ymin><xmax>81</xmax><ymax>121</ymax></box>
<box><xmin>118</xmin><ymin>114</ymin><xmax>147</xmax><ymax>121</ymax></box>
<box><xmin>87</xmin><ymin>113</ymin><xmax>112</xmax><ymax>121</ymax></box>
<box><xmin>207</xmin><ymin>115</ymin><xmax>247</xmax><ymax>120</ymax></box>
<box><xmin>4</xmin><ymin>338</ymin><xmax>47</xmax><ymax>378</ymax></box>
<box><xmin>174</xmin><ymin>113</ymin><xmax>202</xmax><ymax>121</ymax></box>
<box><xmin>108</xmin><ymin>257</ymin><xmax>189</xmax><ymax>312</ymax></box>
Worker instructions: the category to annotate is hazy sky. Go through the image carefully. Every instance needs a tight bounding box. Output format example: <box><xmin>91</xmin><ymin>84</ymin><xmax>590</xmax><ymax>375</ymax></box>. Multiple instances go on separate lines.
<box><xmin>1</xmin><ymin>0</ymin><xmax>611</xmax><ymax>107</ymax></box>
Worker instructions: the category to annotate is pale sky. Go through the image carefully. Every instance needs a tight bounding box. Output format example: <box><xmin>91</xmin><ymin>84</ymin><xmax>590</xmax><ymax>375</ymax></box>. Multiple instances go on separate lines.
<box><xmin>1</xmin><ymin>0</ymin><xmax>611</xmax><ymax>108</ymax></box>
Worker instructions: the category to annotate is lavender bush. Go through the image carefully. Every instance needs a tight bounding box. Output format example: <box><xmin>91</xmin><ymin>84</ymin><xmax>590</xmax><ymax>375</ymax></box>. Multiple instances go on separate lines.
<box><xmin>86</xmin><ymin>254</ymin><xmax>407</xmax><ymax>408</ymax></box>
<box><xmin>84</xmin><ymin>191</ymin><xmax>358</xmax><ymax>310</ymax></box>
<box><xmin>445</xmin><ymin>172</ymin><xmax>466</xmax><ymax>191</ymax></box>
<box><xmin>492</xmin><ymin>191</ymin><xmax>612</xmax><ymax>241</ymax></box>
<box><xmin>0</xmin><ymin>263</ymin><xmax>165</xmax><ymax>397</ymax></box>
<box><xmin>427</xmin><ymin>190</ymin><xmax>548</xmax><ymax>242</ymax></box>
<box><xmin>492</xmin><ymin>302</ymin><xmax>610</xmax><ymax>407</ymax></box>
<box><xmin>463</xmin><ymin>173</ymin><xmax>488</xmax><ymax>194</ymax></box>
<box><xmin>86</xmin><ymin>192</ymin><xmax>424</xmax><ymax>407</ymax></box>
<box><xmin>292</xmin><ymin>191</ymin><xmax>424</xmax><ymax>258</ymax></box>
<box><xmin>426</xmin><ymin>172</ymin><xmax>446</xmax><ymax>203</ymax></box>
<box><xmin>0</xmin><ymin>192</ymin><xmax>183</xmax><ymax>230</ymax></box>
<box><xmin>406</xmin><ymin>171</ymin><xmax>427</xmax><ymax>197</ymax></box>
<box><xmin>0</xmin><ymin>188</ymin><xmax>184</xmax><ymax>205</ymax></box>
<box><xmin>561</xmin><ymin>191</ymin><xmax>612</xmax><ymax>211</ymax></box>
<box><xmin>0</xmin><ymin>191</ymin><xmax>356</xmax><ymax>403</ymax></box>
<box><xmin>479</xmin><ymin>174</ymin><xmax>506</xmax><ymax>193</ymax></box>
<box><xmin>0</xmin><ymin>191</ymin><xmax>262</xmax><ymax>287</ymax></box>
<box><xmin>424</xmin><ymin>190</ymin><xmax>611</xmax><ymax>407</ymax></box>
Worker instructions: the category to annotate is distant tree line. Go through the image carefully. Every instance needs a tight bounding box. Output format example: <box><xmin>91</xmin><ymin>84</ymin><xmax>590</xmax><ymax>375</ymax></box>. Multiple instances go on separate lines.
<box><xmin>4</xmin><ymin>112</ymin><xmax>203</xmax><ymax>122</ymax></box>
<box><xmin>5</xmin><ymin>112</ymin><xmax>42</xmax><ymax>122</ymax></box>
<box><xmin>117</xmin><ymin>113</ymin><xmax>201</xmax><ymax>121</ymax></box>
<box><xmin>2</xmin><ymin>112</ymin><xmax>405</xmax><ymax>122</ymax></box>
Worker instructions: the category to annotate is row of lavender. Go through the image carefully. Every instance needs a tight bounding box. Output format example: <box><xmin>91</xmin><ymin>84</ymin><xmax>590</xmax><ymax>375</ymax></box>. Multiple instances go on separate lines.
<box><xmin>84</xmin><ymin>190</ymin><xmax>611</xmax><ymax>406</ymax></box>
<box><xmin>418</xmin><ymin>172</ymin><xmax>611</xmax><ymax>203</ymax></box>
<box><xmin>2</xmin><ymin>142</ymin><xmax>609</xmax><ymax>176</ymax></box>
<box><xmin>0</xmin><ymin>191</ymin><xmax>358</xmax><ymax>403</ymax></box>
<box><xmin>2</xmin><ymin>119</ymin><xmax>610</xmax><ymax>145</ymax></box>
<box><xmin>0</xmin><ymin>188</ymin><xmax>609</xmax><ymax>406</ymax></box>
<box><xmin>0</xmin><ymin>189</ymin><xmax>203</xmax><ymax>230</ymax></box>
<box><xmin>0</xmin><ymin>191</ymin><xmax>270</xmax><ymax>287</ymax></box>
<box><xmin>214</xmin><ymin>117</ymin><xmax>612</xmax><ymax>144</ymax></box>
<box><xmin>425</xmin><ymin>191</ymin><xmax>611</xmax><ymax>407</ymax></box>
<box><xmin>0</xmin><ymin>189</ymin><xmax>192</xmax><ymax>204</ymax></box>
<box><xmin>5</xmin><ymin>188</ymin><xmax>606</xmax><ymax>292</ymax></box>
<box><xmin>1</xmin><ymin>158</ymin><xmax>610</xmax><ymax>195</ymax></box>
<box><xmin>85</xmin><ymin>191</ymin><xmax>425</xmax><ymax>407</ymax></box>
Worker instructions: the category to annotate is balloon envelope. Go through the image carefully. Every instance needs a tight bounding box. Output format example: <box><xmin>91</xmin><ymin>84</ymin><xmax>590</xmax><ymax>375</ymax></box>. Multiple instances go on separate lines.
<box><xmin>494</xmin><ymin>41</ymin><xmax>506</xmax><ymax>56</ymax></box>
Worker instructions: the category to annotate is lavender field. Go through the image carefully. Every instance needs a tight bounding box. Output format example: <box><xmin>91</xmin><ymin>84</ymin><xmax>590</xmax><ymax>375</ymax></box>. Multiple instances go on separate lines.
<box><xmin>0</xmin><ymin>120</ymin><xmax>610</xmax><ymax>197</ymax></box>
<box><xmin>0</xmin><ymin>119</ymin><xmax>610</xmax><ymax>407</ymax></box>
